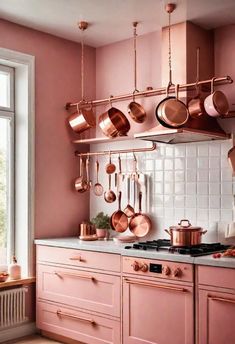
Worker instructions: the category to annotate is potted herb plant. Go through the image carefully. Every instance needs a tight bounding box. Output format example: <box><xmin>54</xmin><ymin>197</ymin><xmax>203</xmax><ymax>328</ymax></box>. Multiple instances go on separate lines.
<box><xmin>91</xmin><ymin>212</ymin><xmax>111</xmax><ymax>239</ymax></box>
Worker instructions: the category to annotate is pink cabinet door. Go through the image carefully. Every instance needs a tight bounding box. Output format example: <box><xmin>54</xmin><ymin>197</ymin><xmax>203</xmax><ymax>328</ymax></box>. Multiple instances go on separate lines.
<box><xmin>198</xmin><ymin>289</ymin><xmax>235</xmax><ymax>344</ymax></box>
<box><xmin>37</xmin><ymin>264</ymin><xmax>120</xmax><ymax>317</ymax></box>
<box><xmin>37</xmin><ymin>301</ymin><xmax>121</xmax><ymax>344</ymax></box>
<box><xmin>123</xmin><ymin>277</ymin><xmax>194</xmax><ymax>344</ymax></box>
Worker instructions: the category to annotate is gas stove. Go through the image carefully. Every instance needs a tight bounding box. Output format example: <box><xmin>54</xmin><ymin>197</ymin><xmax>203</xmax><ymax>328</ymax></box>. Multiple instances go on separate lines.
<box><xmin>125</xmin><ymin>239</ymin><xmax>231</xmax><ymax>257</ymax></box>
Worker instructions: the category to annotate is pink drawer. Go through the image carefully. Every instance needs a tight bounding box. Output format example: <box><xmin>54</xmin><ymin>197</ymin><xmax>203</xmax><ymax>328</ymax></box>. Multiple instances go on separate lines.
<box><xmin>37</xmin><ymin>245</ymin><xmax>121</xmax><ymax>273</ymax></box>
<box><xmin>37</xmin><ymin>264</ymin><xmax>121</xmax><ymax>317</ymax></box>
<box><xmin>37</xmin><ymin>301</ymin><xmax>120</xmax><ymax>344</ymax></box>
<box><xmin>197</xmin><ymin>265</ymin><xmax>235</xmax><ymax>289</ymax></box>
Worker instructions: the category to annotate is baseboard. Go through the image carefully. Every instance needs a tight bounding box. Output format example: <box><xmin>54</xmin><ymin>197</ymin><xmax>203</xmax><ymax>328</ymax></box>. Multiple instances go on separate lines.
<box><xmin>0</xmin><ymin>322</ymin><xmax>37</xmax><ymax>343</ymax></box>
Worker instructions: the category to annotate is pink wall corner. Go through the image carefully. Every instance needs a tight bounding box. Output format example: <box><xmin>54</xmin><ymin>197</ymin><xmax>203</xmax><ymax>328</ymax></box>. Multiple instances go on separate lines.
<box><xmin>95</xmin><ymin>30</ymin><xmax>162</xmax><ymax>137</ymax></box>
<box><xmin>0</xmin><ymin>19</ymin><xmax>96</xmax><ymax>238</ymax></box>
<box><xmin>214</xmin><ymin>24</ymin><xmax>235</xmax><ymax>132</ymax></box>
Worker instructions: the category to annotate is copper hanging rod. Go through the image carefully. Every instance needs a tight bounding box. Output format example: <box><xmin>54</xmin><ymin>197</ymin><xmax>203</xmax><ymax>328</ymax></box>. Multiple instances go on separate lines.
<box><xmin>66</xmin><ymin>75</ymin><xmax>233</xmax><ymax>110</ymax></box>
<box><xmin>75</xmin><ymin>142</ymin><xmax>157</xmax><ymax>157</ymax></box>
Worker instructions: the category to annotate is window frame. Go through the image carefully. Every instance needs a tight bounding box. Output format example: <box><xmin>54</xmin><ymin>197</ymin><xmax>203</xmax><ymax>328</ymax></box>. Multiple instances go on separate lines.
<box><xmin>0</xmin><ymin>64</ymin><xmax>15</xmax><ymax>264</ymax></box>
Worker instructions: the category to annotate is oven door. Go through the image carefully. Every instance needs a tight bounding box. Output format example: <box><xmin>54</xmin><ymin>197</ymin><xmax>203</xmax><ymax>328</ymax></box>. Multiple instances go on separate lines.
<box><xmin>123</xmin><ymin>277</ymin><xmax>194</xmax><ymax>344</ymax></box>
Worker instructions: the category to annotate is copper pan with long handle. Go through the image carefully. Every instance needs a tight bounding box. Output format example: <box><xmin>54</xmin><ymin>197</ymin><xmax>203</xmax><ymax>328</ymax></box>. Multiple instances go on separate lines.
<box><xmin>129</xmin><ymin>191</ymin><xmax>151</xmax><ymax>237</ymax></box>
<box><xmin>111</xmin><ymin>191</ymin><xmax>128</xmax><ymax>233</ymax></box>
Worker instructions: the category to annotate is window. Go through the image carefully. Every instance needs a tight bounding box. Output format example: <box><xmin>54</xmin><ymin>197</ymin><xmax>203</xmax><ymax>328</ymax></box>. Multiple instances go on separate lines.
<box><xmin>0</xmin><ymin>65</ymin><xmax>14</xmax><ymax>265</ymax></box>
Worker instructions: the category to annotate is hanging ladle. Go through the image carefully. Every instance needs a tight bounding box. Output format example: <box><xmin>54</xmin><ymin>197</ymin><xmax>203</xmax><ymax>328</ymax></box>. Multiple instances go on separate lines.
<box><xmin>93</xmin><ymin>157</ymin><xmax>103</xmax><ymax>196</ymax></box>
<box><xmin>127</xmin><ymin>22</ymin><xmax>146</xmax><ymax>124</ymax></box>
<box><xmin>105</xmin><ymin>151</ymin><xmax>116</xmax><ymax>174</ymax></box>
<box><xmin>104</xmin><ymin>174</ymin><xmax>116</xmax><ymax>203</ymax></box>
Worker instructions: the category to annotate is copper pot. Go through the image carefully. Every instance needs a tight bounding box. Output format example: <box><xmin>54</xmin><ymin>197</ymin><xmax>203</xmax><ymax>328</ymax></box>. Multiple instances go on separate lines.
<box><xmin>79</xmin><ymin>221</ymin><xmax>96</xmax><ymax>236</ymax></box>
<box><xmin>165</xmin><ymin>219</ymin><xmax>207</xmax><ymax>247</ymax></box>
<box><xmin>155</xmin><ymin>84</ymin><xmax>189</xmax><ymax>128</ymax></box>
<box><xmin>68</xmin><ymin>104</ymin><xmax>96</xmax><ymax>134</ymax></box>
<box><xmin>187</xmin><ymin>83</ymin><xmax>205</xmax><ymax>119</ymax></box>
<box><xmin>98</xmin><ymin>107</ymin><xmax>130</xmax><ymax>138</ymax></box>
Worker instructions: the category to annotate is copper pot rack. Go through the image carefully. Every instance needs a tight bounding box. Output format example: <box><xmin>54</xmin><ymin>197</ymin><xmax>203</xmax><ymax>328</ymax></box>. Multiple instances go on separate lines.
<box><xmin>66</xmin><ymin>75</ymin><xmax>233</xmax><ymax>110</ymax></box>
<box><xmin>75</xmin><ymin>142</ymin><xmax>157</xmax><ymax>157</ymax></box>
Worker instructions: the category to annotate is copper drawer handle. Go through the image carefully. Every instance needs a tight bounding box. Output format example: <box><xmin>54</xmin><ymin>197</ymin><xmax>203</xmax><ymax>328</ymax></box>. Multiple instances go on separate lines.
<box><xmin>57</xmin><ymin>310</ymin><xmax>96</xmax><ymax>325</ymax></box>
<box><xmin>208</xmin><ymin>296</ymin><xmax>235</xmax><ymax>305</ymax></box>
<box><xmin>124</xmin><ymin>278</ymin><xmax>186</xmax><ymax>292</ymax></box>
<box><xmin>54</xmin><ymin>271</ymin><xmax>95</xmax><ymax>281</ymax></box>
<box><xmin>69</xmin><ymin>256</ymin><xmax>83</xmax><ymax>261</ymax></box>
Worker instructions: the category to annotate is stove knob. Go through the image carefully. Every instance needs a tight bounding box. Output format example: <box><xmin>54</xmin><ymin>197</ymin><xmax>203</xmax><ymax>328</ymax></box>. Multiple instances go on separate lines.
<box><xmin>140</xmin><ymin>263</ymin><xmax>148</xmax><ymax>272</ymax></box>
<box><xmin>132</xmin><ymin>261</ymin><xmax>140</xmax><ymax>271</ymax></box>
<box><xmin>163</xmin><ymin>266</ymin><xmax>171</xmax><ymax>276</ymax></box>
<box><xmin>173</xmin><ymin>268</ymin><xmax>182</xmax><ymax>277</ymax></box>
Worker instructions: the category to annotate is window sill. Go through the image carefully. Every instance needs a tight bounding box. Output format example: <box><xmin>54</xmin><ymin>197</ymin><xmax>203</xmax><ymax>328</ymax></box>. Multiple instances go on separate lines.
<box><xmin>0</xmin><ymin>277</ymin><xmax>35</xmax><ymax>289</ymax></box>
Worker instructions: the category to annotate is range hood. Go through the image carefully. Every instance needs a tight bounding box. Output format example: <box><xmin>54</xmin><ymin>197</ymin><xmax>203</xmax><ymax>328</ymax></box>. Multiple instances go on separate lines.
<box><xmin>134</xmin><ymin>117</ymin><xmax>229</xmax><ymax>144</ymax></box>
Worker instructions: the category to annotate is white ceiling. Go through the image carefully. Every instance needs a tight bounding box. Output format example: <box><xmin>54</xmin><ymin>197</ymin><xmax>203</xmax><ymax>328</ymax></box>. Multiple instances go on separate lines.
<box><xmin>0</xmin><ymin>0</ymin><xmax>235</xmax><ymax>47</ymax></box>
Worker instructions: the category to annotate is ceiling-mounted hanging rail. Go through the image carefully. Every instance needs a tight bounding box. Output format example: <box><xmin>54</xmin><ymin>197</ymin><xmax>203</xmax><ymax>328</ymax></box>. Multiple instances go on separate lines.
<box><xmin>66</xmin><ymin>75</ymin><xmax>233</xmax><ymax>110</ymax></box>
<box><xmin>75</xmin><ymin>142</ymin><xmax>157</xmax><ymax>157</ymax></box>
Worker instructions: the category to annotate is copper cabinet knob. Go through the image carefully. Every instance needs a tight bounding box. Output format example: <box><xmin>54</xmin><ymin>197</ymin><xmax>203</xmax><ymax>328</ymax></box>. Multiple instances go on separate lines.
<box><xmin>140</xmin><ymin>263</ymin><xmax>148</xmax><ymax>272</ymax></box>
<box><xmin>132</xmin><ymin>261</ymin><xmax>140</xmax><ymax>271</ymax></box>
<box><xmin>173</xmin><ymin>268</ymin><xmax>182</xmax><ymax>277</ymax></box>
<box><xmin>163</xmin><ymin>266</ymin><xmax>171</xmax><ymax>276</ymax></box>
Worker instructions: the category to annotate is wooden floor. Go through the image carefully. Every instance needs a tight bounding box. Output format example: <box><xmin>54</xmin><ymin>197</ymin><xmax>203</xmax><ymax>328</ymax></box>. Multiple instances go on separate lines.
<box><xmin>4</xmin><ymin>335</ymin><xmax>63</xmax><ymax>344</ymax></box>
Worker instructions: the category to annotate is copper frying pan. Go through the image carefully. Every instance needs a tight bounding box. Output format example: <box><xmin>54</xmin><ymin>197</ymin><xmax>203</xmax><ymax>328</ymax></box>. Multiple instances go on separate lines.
<box><xmin>129</xmin><ymin>191</ymin><xmax>151</xmax><ymax>237</ymax></box>
<box><xmin>111</xmin><ymin>191</ymin><xmax>128</xmax><ymax>233</ymax></box>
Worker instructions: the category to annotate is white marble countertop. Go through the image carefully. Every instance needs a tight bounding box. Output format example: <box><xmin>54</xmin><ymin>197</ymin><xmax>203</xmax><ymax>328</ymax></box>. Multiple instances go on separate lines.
<box><xmin>34</xmin><ymin>237</ymin><xmax>235</xmax><ymax>268</ymax></box>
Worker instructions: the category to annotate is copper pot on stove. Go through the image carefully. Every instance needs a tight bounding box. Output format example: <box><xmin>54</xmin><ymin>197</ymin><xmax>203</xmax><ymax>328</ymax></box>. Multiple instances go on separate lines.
<box><xmin>165</xmin><ymin>219</ymin><xmax>207</xmax><ymax>247</ymax></box>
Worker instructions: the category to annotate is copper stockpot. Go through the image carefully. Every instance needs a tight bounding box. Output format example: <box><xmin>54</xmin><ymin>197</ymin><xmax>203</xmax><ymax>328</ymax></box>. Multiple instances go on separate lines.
<box><xmin>165</xmin><ymin>219</ymin><xmax>207</xmax><ymax>247</ymax></box>
<box><xmin>98</xmin><ymin>107</ymin><xmax>130</xmax><ymax>138</ymax></box>
<box><xmin>68</xmin><ymin>104</ymin><xmax>96</xmax><ymax>134</ymax></box>
<box><xmin>79</xmin><ymin>221</ymin><xmax>96</xmax><ymax>237</ymax></box>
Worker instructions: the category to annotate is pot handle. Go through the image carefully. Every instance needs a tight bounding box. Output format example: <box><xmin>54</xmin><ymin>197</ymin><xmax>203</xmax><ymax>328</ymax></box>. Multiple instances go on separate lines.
<box><xmin>164</xmin><ymin>229</ymin><xmax>171</xmax><ymax>236</ymax></box>
<box><xmin>178</xmin><ymin>219</ymin><xmax>191</xmax><ymax>228</ymax></box>
<box><xmin>201</xmin><ymin>230</ymin><xmax>207</xmax><ymax>235</ymax></box>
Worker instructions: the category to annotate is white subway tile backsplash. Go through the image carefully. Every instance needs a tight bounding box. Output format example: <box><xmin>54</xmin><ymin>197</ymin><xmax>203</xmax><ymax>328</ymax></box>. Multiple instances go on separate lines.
<box><xmin>90</xmin><ymin>140</ymin><xmax>234</xmax><ymax>241</ymax></box>
<box><xmin>198</xmin><ymin>144</ymin><xmax>209</xmax><ymax>157</ymax></box>
<box><xmin>209</xmin><ymin>169</ymin><xmax>220</xmax><ymax>182</ymax></box>
<box><xmin>198</xmin><ymin>157</ymin><xmax>209</xmax><ymax>169</ymax></box>
<box><xmin>164</xmin><ymin>159</ymin><xmax>174</xmax><ymax>170</ymax></box>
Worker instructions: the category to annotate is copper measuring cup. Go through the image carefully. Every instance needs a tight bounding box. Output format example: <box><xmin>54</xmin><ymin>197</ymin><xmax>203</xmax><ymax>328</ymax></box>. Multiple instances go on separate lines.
<box><xmin>75</xmin><ymin>157</ymin><xmax>87</xmax><ymax>193</ymax></box>
<box><xmin>104</xmin><ymin>174</ymin><xmax>116</xmax><ymax>203</ymax></box>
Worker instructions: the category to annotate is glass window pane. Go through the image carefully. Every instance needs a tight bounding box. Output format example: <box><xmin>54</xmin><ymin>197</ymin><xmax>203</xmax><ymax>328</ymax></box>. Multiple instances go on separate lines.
<box><xmin>0</xmin><ymin>71</ymin><xmax>10</xmax><ymax>108</ymax></box>
<box><xmin>0</xmin><ymin>117</ymin><xmax>10</xmax><ymax>265</ymax></box>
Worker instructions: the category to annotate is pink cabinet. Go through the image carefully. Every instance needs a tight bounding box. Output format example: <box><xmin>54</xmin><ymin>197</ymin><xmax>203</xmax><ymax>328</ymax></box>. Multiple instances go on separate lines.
<box><xmin>123</xmin><ymin>277</ymin><xmax>194</xmax><ymax>344</ymax></box>
<box><xmin>37</xmin><ymin>301</ymin><xmax>121</xmax><ymax>344</ymax></box>
<box><xmin>37</xmin><ymin>263</ymin><xmax>120</xmax><ymax>317</ymax></box>
<box><xmin>197</xmin><ymin>265</ymin><xmax>235</xmax><ymax>344</ymax></box>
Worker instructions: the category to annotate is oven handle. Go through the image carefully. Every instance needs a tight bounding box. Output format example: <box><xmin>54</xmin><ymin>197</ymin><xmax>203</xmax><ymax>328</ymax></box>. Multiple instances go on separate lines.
<box><xmin>208</xmin><ymin>295</ymin><xmax>235</xmax><ymax>305</ymax></box>
<box><xmin>124</xmin><ymin>278</ymin><xmax>187</xmax><ymax>292</ymax></box>
<box><xmin>57</xmin><ymin>310</ymin><xmax>96</xmax><ymax>325</ymax></box>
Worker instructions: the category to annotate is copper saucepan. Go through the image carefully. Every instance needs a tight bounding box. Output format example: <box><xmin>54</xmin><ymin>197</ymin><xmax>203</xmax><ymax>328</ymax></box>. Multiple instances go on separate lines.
<box><xmin>129</xmin><ymin>191</ymin><xmax>151</xmax><ymax>237</ymax></box>
<box><xmin>187</xmin><ymin>82</ymin><xmax>205</xmax><ymax>119</ymax></box>
<box><xmin>204</xmin><ymin>77</ymin><xmax>229</xmax><ymax>118</ymax></box>
<box><xmin>111</xmin><ymin>191</ymin><xmax>128</xmax><ymax>233</ymax></box>
<box><xmin>165</xmin><ymin>219</ymin><xmax>207</xmax><ymax>247</ymax></box>
<box><xmin>155</xmin><ymin>84</ymin><xmax>189</xmax><ymax>128</ymax></box>
<box><xmin>128</xmin><ymin>91</ymin><xmax>146</xmax><ymax>124</ymax></box>
<box><xmin>68</xmin><ymin>102</ymin><xmax>96</xmax><ymax>134</ymax></box>
<box><xmin>98</xmin><ymin>98</ymin><xmax>130</xmax><ymax>138</ymax></box>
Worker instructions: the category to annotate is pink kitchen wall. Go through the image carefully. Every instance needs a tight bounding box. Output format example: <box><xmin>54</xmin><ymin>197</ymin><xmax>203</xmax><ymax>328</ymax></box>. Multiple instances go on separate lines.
<box><xmin>0</xmin><ymin>19</ymin><xmax>96</xmax><ymax>238</ymax></box>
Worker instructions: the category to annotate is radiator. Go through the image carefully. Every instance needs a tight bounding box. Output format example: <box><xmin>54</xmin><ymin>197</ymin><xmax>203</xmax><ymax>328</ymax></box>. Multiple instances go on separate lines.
<box><xmin>0</xmin><ymin>287</ymin><xmax>28</xmax><ymax>329</ymax></box>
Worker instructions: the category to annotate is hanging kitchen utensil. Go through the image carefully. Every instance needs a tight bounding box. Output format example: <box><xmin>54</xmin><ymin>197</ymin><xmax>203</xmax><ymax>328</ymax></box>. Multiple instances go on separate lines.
<box><xmin>204</xmin><ymin>77</ymin><xmax>229</xmax><ymax>117</ymax></box>
<box><xmin>75</xmin><ymin>156</ymin><xmax>87</xmax><ymax>192</ymax></box>
<box><xmin>156</xmin><ymin>84</ymin><xmax>189</xmax><ymax>128</ymax></box>
<box><xmin>68</xmin><ymin>21</ymin><xmax>96</xmax><ymax>134</ymax></box>
<box><xmin>228</xmin><ymin>133</ymin><xmax>235</xmax><ymax>176</ymax></box>
<box><xmin>187</xmin><ymin>47</ymin><xmax>205</xmax><ymax>119</ymax></box>
<box><xmin>105</xmin><ymin>151</ymin><xmax>116</xmax><ymax>174</ymax></box>
<box><xmin>104</xmin><ymin>174</ymin><xmax>116</xmax><ymax>203</ymax></box>
<box><xmin>98</xmin><ymin>96</ymin><xmax>130</xmax><ymax>138</ymax></box>
<box><xmin>129</xmin><ymin>191</ymin><xmax>151</xmax><ymax>237</ymax></box>
<box><xmin>124</xmin><ymin>176</ymin><xmax>135</xmax><ymax>217</ymax></box>
<box><xmin>155</xmin><ymin>5</ymin><xmax>189</xmax><ymax>128</ymax></box>
<box><xmin>75</xmin><ymin>156</ymin><xmax>89</xmax><ymax>193</ymax></box>
<box><xmin>127</xmin><ymin>22</ymin><xmax>146</xmax><ymax>123</ymax></box>
<box><xmin>93</xmin><ymin>157</ymin><xmax>103</xmax><ymax>196</ymax></box>
<box><xmin>111</xmin><ymin>191</ymin><xmax>128</xmax><ymax>233</ymax></box>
